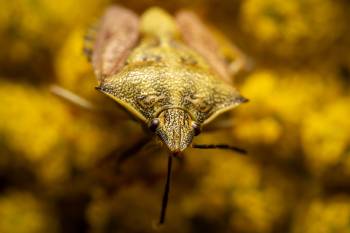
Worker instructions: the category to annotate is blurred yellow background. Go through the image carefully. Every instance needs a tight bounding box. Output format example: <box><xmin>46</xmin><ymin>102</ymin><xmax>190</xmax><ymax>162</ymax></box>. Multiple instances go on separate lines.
<box><xmin>0</xmin><ymin>0</ymin><xmax>349</xmax><ymax>233</ymax></box>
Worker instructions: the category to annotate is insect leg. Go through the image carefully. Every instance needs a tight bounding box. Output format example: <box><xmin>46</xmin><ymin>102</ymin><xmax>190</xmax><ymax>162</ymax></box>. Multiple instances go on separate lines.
<box><xmin>96</xmin><ymin>136</ymin><xmax>151</xmax><ymax>171</ymax></box>
<box><xmin>192</xmin><ymin>144</ymin><xmax>247</xmax><ymax>155</ymax></box>
<box><xmin>50</xmin><ymin>85</ymin><xmax>130</xmax><ymax>120</ymax></box>
<box><xmin>116</xmin><ymin>137</ymin><xmax>152</xmax><ymax>164</ymax></box>
<box><xmin>50</xmin><ymin>85</ymin><xmax>96</xmax><ymax>110</ymax></box>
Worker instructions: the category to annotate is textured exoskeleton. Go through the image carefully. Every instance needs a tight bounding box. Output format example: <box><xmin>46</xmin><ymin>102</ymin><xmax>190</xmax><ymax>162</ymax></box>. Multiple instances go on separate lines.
<box><xmin>87</xmin><ymin>6</ymin><xmax>248</xmax><ymax>154</ymax></box>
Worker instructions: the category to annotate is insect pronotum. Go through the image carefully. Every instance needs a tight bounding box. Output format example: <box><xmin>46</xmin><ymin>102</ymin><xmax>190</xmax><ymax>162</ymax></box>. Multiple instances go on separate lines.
<box><xmin>84</xmin><ymin>5</ymin><xmax>249</xmax><ymax>225</ymax></box>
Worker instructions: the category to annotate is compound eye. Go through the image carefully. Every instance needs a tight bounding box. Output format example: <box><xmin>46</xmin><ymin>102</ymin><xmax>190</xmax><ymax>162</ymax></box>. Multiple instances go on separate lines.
<box><xmin>192</xmin><ymin>122</ymin><xmax>201</xmax><ymax>136</ymax></box>
<box><xmin>149</xmin><ymin>118</ymin><xmax>160</xmax><ymax>132</ymax></box>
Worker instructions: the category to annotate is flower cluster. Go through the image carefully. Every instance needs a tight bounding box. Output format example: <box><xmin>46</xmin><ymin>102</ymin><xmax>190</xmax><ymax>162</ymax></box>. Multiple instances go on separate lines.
<box><xmin>0</xmin><ymin>0</ymin><xmax>349</xmax><ymax>232</ymax></box>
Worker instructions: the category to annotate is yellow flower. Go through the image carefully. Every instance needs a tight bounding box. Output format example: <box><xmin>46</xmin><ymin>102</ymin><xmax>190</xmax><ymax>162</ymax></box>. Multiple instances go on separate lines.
<box><xmin>240</xmin><ymin>0</ymin><xmax>346</xmax><ymax>57</ymax></box>
<box><xmin>0</xmin><ymin>80</ymin><xmax>127</xmax><ymax>184</ymax></box>
<box><xmin>0</xmin><ymin>192</ymin><xmax>58</xmax><ymax>233</ymax></box>
<box><xmin>55</xmin><ymin>28</ymin><xmax>96</xmax><ymax>98</ymax></box>
<box><xmin>302</xmin><ymin>98</ymin><xmax>350</xmax><ymax>175</ymax></box>
<box><xmin>292</xmin><ymin>196</ymin><xmax>350</xmax><ymax>233</ymax></box>
<box><xmin>0</xmin><ymin>81</ymin><xmax>71</xmax><ymax>162</ymax></box>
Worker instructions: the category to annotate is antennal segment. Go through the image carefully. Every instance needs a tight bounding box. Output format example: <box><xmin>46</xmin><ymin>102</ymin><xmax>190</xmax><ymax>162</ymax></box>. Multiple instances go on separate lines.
<box><xmin>192</xmin><ymin>144</ymin><xmax>247</xmax><ymax>155</ymax></box>
<box><xmin>159</xmin><ymin>154</ymin><xmax>173</xmax><ymax>224</ymax></box>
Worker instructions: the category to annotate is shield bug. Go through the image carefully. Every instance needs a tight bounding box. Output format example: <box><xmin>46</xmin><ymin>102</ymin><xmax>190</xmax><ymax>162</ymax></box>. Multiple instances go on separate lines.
<box><xmin>84</xmin><ymin>5</ymin><xmax>250</xmax><ymax>225</ymax></box>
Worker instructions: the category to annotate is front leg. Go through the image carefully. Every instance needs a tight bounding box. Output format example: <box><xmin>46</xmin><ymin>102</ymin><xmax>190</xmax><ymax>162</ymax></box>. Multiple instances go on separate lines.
<box><xmin>50</xmin><ymin>84</ymin><xmax>131</xmax><ymax>120</ymax></box>
<box><xmin>50</xmin><ymin>85</ymin><xmax>96</xmax><ymax>110</ymax></box>
<box><xmin>96</xmin><ymin>136</ymin><xmax>152</xmax><ymax>171</ymax></box>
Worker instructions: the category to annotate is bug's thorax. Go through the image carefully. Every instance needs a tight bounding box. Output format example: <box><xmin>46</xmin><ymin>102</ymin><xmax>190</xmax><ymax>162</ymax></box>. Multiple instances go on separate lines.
<box><xmin>124</xmin><ymin>7</ymin><xmax>211</xmax><ymax>73</ymax></box>
<box><xmin>95</xmin><ymin>6</ymin><xmax>247</xmax><ymax>146</ymax></box>
<box><xmin>154</xmin><ymin>108</ymin><xmax>196</xmax><ymax>153</ymax></box>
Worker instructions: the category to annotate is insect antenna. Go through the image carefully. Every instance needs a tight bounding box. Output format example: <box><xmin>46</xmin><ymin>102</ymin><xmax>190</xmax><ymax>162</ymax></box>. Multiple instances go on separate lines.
<box><xmin>192</xmin><ymin>144</ymin><xmax>247</xmax><ymax>155</ymax></box>
<box><xmin>159</xmin><ymin>154</ymin><xmax>173</xmax><ymax>225</ymax></box>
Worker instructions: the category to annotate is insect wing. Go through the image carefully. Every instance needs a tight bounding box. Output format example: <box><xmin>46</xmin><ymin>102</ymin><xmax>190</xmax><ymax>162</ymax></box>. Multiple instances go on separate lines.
<box><xmin>176</xmin><ymin>10</ymin><xmax>232</xmax><ymax>83</ymax></box>
<box><xmin>92</xmin><ymin>6</ymin><xmax>139</xmax><ymax>83</ymax></box>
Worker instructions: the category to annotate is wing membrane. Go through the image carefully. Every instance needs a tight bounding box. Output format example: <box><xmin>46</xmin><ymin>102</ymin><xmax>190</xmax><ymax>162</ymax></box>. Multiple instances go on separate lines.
<box><xmin>92</xmin><ymin>6</ymin><xmax>139</xmax><ymax>83</ymax></box>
